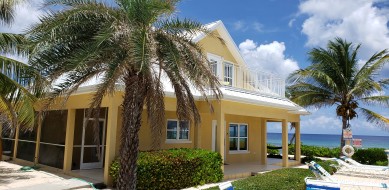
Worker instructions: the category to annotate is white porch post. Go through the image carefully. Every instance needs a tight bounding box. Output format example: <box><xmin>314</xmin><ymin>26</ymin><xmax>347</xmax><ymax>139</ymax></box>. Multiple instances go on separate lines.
<box><xmin>217</xmin><ymin>112</ymin><xmax>225</xmax><ymax>169</ymax></box>
<box><xmin>295</xmin><ymin>122</ymin><xmax>301</xmax><ymax>162</ymax></box>
<box><xmin>104</xmin><ymin>99</ymin><xmax>119</xmax><ymax>186</ymax></box>
<box><xmin>260</xmin><ymin>119</ymin><xmax>267</xmax><ymax>165</ymax></box>
<box><xmin>282</xmin><ymin>119</ymin><xmax>289</xmax><ymax>167</ymax></box>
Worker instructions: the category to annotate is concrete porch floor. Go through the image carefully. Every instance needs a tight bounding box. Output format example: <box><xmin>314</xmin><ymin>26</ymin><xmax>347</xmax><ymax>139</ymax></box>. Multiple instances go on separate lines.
<box><xmin>223</xmin><ymin>158</ymin><xmax>301</xmax><ymax>180</ymax></box>
<box><xmin>70</xmin><ymin>169</ymin><xmax>104</xmax><ymax>184</ymax></box>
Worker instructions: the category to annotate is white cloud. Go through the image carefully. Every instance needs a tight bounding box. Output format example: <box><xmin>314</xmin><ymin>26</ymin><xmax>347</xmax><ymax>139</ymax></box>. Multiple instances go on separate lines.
<box><xmin>232</xmin><ymin>20</ymin><xmax>248</xmax><ymax>32</ymax></box>
<box><xmin>0</xmin><ymin>1</ymin><xmax>44</xmax><ymax>34</ymax></box>
<box><xmin>288</xmin><ymin>18</ymin><xmax>296</xmax><ymax>27</ymax></box>
<box><xmin>238</xmin><ymin>39</ymin><xmax>299</xmax><ymax>78</ymax></box>
<box><xmin>253</xmin><ymin>22</ymin><xmax>264</xmax><ymax>33</ymax></box>
<box><xmin>298</xmin><ymin>0</ymin><xmax>389</xmax><ymax>61</ymax></box>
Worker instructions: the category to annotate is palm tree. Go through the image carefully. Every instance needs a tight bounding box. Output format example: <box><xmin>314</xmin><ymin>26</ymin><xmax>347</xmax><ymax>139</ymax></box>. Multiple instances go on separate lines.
<box><xmin>0</xmin><ymin>0</ymin><xmax>42</xmax><ymax>161</ymax></box>
<box><xmin>28</xmin><ymin>0</ymin><xmax>221</xmax><ymax>189</ymax></box>
<box><xmin>287</xmin><ymin>38</ymin><xmax>389</xmax><ymax>151</ymax></box>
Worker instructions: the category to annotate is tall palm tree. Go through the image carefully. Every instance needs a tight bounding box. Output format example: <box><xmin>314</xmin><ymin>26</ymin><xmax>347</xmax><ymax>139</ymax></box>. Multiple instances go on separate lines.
<box><xmin>287</xmin><ymin>38</ymin><xmax>389</xmax><ymax>150</ymax></box>
<box><xmin>28</xmin><ymin>0</ymin><xmax>221</xmax><ymax>189</ymax></box>
<box><xmin>0</xmin><ymin>0</ymin><xmax>42</xmax><ymax>161</ymax></box>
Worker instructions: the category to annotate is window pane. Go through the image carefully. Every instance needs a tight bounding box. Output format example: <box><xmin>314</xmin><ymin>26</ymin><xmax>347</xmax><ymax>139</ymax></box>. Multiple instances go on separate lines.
<box><xmin>229</xmin><ymin>138</ymin><xmax>238</xmax><ymax>151</ymax></box>
<box><xmin>167</xmin><ymin>120</ymin><xmax>177</xmax><ymax>130</ymax></box>
<box><xmin>167</xmin><ymin>131</ymin><xmax>177</xmax><ymax>140</ymax></box>
<box><xmin>210</xmin><ymin>59</ymin><xmax>218</xmax><ymax>75</ymax></box>
<box><xmin>240</xmin><ymin>125</ymin><xmax>248</xmax><ymax>137</ymax></box>
<box><xmin>179</xmin><ymin>131</ymin><xmax>189</xmax><ymax>140</ymax></box>
<box><xmin>179</xmin><ymin>121</ymin><xmax>189</xmax><ymax>131</ymax></box>
<box><xmin>239</xmin><ymin>138</ymin><xmax>248</xmax><ymax>150</ymax></box>
<box><xmin>179</xmin><ymin>121</ymin><xmax>189</xmax><ymax>140</ymax></box>
<box><xmin>229</xmin><ymin>124</ymin><xmax>238</xmax><ymax>137</ymax></box>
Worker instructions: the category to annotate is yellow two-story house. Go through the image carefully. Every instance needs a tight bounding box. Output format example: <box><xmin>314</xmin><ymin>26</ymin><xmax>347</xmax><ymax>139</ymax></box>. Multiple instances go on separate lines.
<box><xmin>1</xmin><ymin>20</ymin><xmax>308</xmax><ymax>185</ymax></box>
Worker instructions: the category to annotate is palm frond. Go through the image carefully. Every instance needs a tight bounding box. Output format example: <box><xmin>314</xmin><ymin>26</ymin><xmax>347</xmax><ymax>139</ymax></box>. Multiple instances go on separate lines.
<box><xmin>358</xmin><ymin>107</ymin><xmax>389</xmax><ymax>131</ymax></box>
<box><xmin>0</xmin><ymin>0</ymin><xmax>24</xmax><ymax>25</ymax></box>
<box><xmin>358</xmin><ymin>95</ymin><xmax>389</xmax><ymax>107</ymax></box>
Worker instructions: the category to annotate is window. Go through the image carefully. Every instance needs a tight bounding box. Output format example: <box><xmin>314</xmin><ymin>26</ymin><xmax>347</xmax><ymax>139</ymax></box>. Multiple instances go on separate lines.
<box><xmin>209</xmin><ymin>59</ymin><xmax>218</xmax><ymax>75</ymax></box>
<box><xmin>167</xmin><ymin>120</ymin><xmax>190</xmax><ymax>140</ymax></box>
<box><xmin>229</xmin><ymin>124</ymin><xmax>248</xmax><ymax>151</ymax></box>
<box><xmin>224</xmin><ymin>62</ymin><xmax>233</xmax><ymax>86</ymax></box>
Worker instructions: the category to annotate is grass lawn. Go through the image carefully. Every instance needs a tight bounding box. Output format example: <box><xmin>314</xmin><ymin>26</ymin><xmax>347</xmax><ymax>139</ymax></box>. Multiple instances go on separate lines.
<box><xmin>206</xmin><ymin>168</ymin><xmax>314</xmax><ymax>190</ymax></box>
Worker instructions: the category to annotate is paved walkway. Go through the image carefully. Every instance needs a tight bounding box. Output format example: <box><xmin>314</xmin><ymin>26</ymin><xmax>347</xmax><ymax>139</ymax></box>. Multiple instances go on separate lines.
<box><xmin>0</xmin><ymin>161</ymin><xmax>94</xmax><ymax>190</ymax></box>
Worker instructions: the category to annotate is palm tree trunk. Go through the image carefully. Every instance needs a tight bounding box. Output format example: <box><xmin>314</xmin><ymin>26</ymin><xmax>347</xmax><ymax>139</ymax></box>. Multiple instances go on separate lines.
<box><xmin>340</xmin><ymin>116</ymin><xmax>347</xmax><ymax>155</ymax></box>
<box><xmin>117</xmin><ymin>73</ymin><xmax>146</xmax><ymax>190</ymax></box>
<box><xmin>0</xmin><ymin>136</ymin><xmax>2</xmax><ymax>161</ymax></box>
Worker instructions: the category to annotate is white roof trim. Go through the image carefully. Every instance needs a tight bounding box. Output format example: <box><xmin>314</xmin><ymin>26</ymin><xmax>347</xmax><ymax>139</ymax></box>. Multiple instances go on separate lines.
<box><xmin>193</xmin><ymin>20</ymin><xmax>246</xmax><ymax>65</ymax></box>
<box><xmin>72</xmin><ymin>84</ymin><xmax>309</xmax><ymax>115</ymax></box>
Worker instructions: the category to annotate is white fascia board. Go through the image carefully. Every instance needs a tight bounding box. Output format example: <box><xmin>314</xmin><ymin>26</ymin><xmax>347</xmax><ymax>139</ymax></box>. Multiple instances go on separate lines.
<box><xmin>215</xmin><ymin>22</ymin><xmax>246</xmax><ymax>65</ymax></box>
<box><xmin>73</xmin><ymin>85</ymin><xmax>306</xmax><ymax>114</ymax></box>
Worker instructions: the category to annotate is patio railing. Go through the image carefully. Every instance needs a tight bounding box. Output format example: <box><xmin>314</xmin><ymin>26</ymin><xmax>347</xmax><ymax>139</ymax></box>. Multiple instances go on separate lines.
<box><xmin>222</xmin><ymin>65</ymin><xmax>285</xmax><ymax>97</ymax></box>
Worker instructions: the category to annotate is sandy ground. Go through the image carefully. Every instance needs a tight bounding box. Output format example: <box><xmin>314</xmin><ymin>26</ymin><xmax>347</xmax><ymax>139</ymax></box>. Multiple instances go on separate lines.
<box><xmin>0</xmin><ymin>161</ymin><xmax>94</xmax><ymax>190</ymax></box>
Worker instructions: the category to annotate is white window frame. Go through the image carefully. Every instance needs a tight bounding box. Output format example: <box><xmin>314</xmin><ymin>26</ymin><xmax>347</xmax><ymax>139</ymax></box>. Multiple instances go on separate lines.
<box><xmin>228</xmin><ymin>123</ymin><xmax>249</xmax><ymax>153</ymax></box>
<box><xmin>166</xmin><ymin>119</ymin><xmax>191</xmax><ymax>143</ymax></box>
<box><xmin>207</xmin><ymin>53</ymin><xmax>223</xmax><ymax>80</ymax></box>
<box><xmin>209</xmin><ymin>59</ymin><xmax>218</xmax><ymax>76</ymax></box>
<box><xmin>224</xmin><ymin>62</ymin><xmax>234</xmax><ymax>86</ymax></box>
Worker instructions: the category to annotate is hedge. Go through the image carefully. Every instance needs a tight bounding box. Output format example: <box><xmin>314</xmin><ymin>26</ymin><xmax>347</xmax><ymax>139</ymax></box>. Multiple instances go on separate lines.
<box><xmin>288</xmin><ymin>144</ymin><xmax>340</xmax><ymax>158</ymax></box>
<box><xmin>109</xmin><ymin>148</ymin><xmax>223</xmax><ymax>189</ymax></box>
<box><xmin>352</xmin><ymin>148</ymin><xmax>388</xmax><ymax>166</ymax></box>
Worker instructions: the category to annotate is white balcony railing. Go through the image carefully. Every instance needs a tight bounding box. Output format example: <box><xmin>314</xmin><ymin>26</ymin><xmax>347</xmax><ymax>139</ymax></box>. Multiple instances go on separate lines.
<box><xmin>221</xmin><ymin>65</ymin><xmax>285</xmax><ymax>97</ymax></box>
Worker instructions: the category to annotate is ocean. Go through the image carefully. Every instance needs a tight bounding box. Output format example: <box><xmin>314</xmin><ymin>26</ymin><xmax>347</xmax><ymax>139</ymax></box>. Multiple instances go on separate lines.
<box><xmin>267</xmin><ymin>133</ymin><xmax>389</xmax><ymax>149</ymax></box>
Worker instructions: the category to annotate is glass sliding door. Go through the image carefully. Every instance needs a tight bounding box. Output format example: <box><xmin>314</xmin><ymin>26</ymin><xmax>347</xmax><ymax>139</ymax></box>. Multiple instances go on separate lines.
<box><xmin>80</xmin><ymin>118</ymin><xmax>106</xmax><ymax>169</ymax></box>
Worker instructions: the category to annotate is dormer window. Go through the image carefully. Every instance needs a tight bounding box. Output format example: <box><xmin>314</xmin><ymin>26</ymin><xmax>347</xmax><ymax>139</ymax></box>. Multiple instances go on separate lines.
<box><xmin>207</xmin><ymin>53</ymin><xmax>223</xmax><ymax>80</ymax></box>
<box><xmin>209</xmin><ymin>59</ymin><xmax>218</xmax><ymax>75</ymax></box>
<box><xmin>224</xmin><ymin>62</ymin><xmax>233</xmax><ymax>86</ymax></box>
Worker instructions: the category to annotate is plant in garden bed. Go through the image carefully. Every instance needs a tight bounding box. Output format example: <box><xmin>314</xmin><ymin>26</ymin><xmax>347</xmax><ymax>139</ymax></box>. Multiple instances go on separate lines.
<box><xmin>110</xmin><ymin>148</ymin><xmax>223</xmax><ymax>190</ymax></box>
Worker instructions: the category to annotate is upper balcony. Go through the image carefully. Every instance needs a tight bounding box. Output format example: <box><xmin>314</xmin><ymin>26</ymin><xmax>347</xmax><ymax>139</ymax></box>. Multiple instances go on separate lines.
<box><xmin>217</xmin><ymin>64</ymin><xmax>285</xmax><ymax>98</ymax></box>
<box><xmin>207</xmin><ymin>52</ymin><xmax>285</xmax><ymax>98</ymax></box>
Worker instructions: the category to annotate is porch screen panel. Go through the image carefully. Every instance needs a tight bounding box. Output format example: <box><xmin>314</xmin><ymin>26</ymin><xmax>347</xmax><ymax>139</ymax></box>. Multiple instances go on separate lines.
<box><xmin>16</xmin><ymin>126</ymin><xmax>37</xmax><ymax>162</ymax></box>
<box><xmin>1</xmin><ymin>125</ymin><xmax>15</xmax><ymax>157</ymax></box>
<box><xmin>38</xmin><ymin>110</ymin><xmax>67</xmax><ymax>169</ymax></box>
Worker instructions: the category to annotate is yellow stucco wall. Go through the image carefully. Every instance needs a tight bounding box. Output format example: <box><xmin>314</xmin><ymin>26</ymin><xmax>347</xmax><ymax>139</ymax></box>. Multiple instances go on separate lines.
<box><xmin>224</xmin><ymin>114</ymin><xmax>262</xmax><ymax>163</ymax></box>
<box><xmin>198</xmin><ymin>32</ymin><xmax>238</xmax><ymax>65</ymax></box>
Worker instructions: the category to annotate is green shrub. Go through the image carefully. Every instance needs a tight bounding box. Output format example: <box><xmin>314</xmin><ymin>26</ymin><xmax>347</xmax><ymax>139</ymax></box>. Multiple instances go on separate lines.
<box><xmin>267</xmin><ymin>144</ymin><xmax>280</xmax><ymax>155</ymax></box>
<box><xmin>352</xmin><ymin>148</ymin><xmax>387</xmax><ymax>166</ymax></box>
<box><xmin>375</xmin><ymin>160</ymin><xmax>388</xmax><ymax>166</ymax></box>
<box><xmin>289</xmin><ymin>144</ymin><xmax>340</xmax><ymax>158</ymax></box>
<box><xmin>109</xmin><ymin>148</ymin><xmax>223</xmax><ymax>190</ymax></box>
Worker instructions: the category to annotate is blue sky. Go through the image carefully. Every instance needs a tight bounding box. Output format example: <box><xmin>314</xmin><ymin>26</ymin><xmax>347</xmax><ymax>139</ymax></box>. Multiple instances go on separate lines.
<box><xmin>1</xmin><ymin>0</ymin><xmax>388</xmax><ymax>136</ymax></box>
<box><xmin>176</xmin><ymin>0</ymin><xmax>389</xmax><ymax>136</ymax></box>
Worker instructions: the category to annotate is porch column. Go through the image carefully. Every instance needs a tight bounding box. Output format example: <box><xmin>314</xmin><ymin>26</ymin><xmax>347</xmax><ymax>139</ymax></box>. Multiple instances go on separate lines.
<box><xmin>217</xmin><ymin>112</ymin><xmax>225</xmax><ymax>168</ymax></box>
<box><xmin>295</xmin><ymin>122</ymin><xmax>301</xmax><ymax>162</ymax></box>
<box><xmin>63</xmin><ymin>109</ymin><xmax>76</xmax><ymax>172</ymax></box>
<box><xmin>104</xmin><ymin>100</ymin><xmax>119</xmax><ymax>186</ymax></box>
<box><xmin>282</xmin><ymin>119</ymin><xmax>289</xmax><ymax>167</ymax></box>
<box><xmin>260</xmin><ymin>119</ymin><xmax>267</xmax><ymax>165</ymax></box>
<box><xmin>34</xmin><ymin>114</ymin><xmax>43</xmax><ymax>164</ymax></box>
<box><xmin>12</xmin><ymin>125</ymin><xmax>20</xmax><ymax>159</ymax></box>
